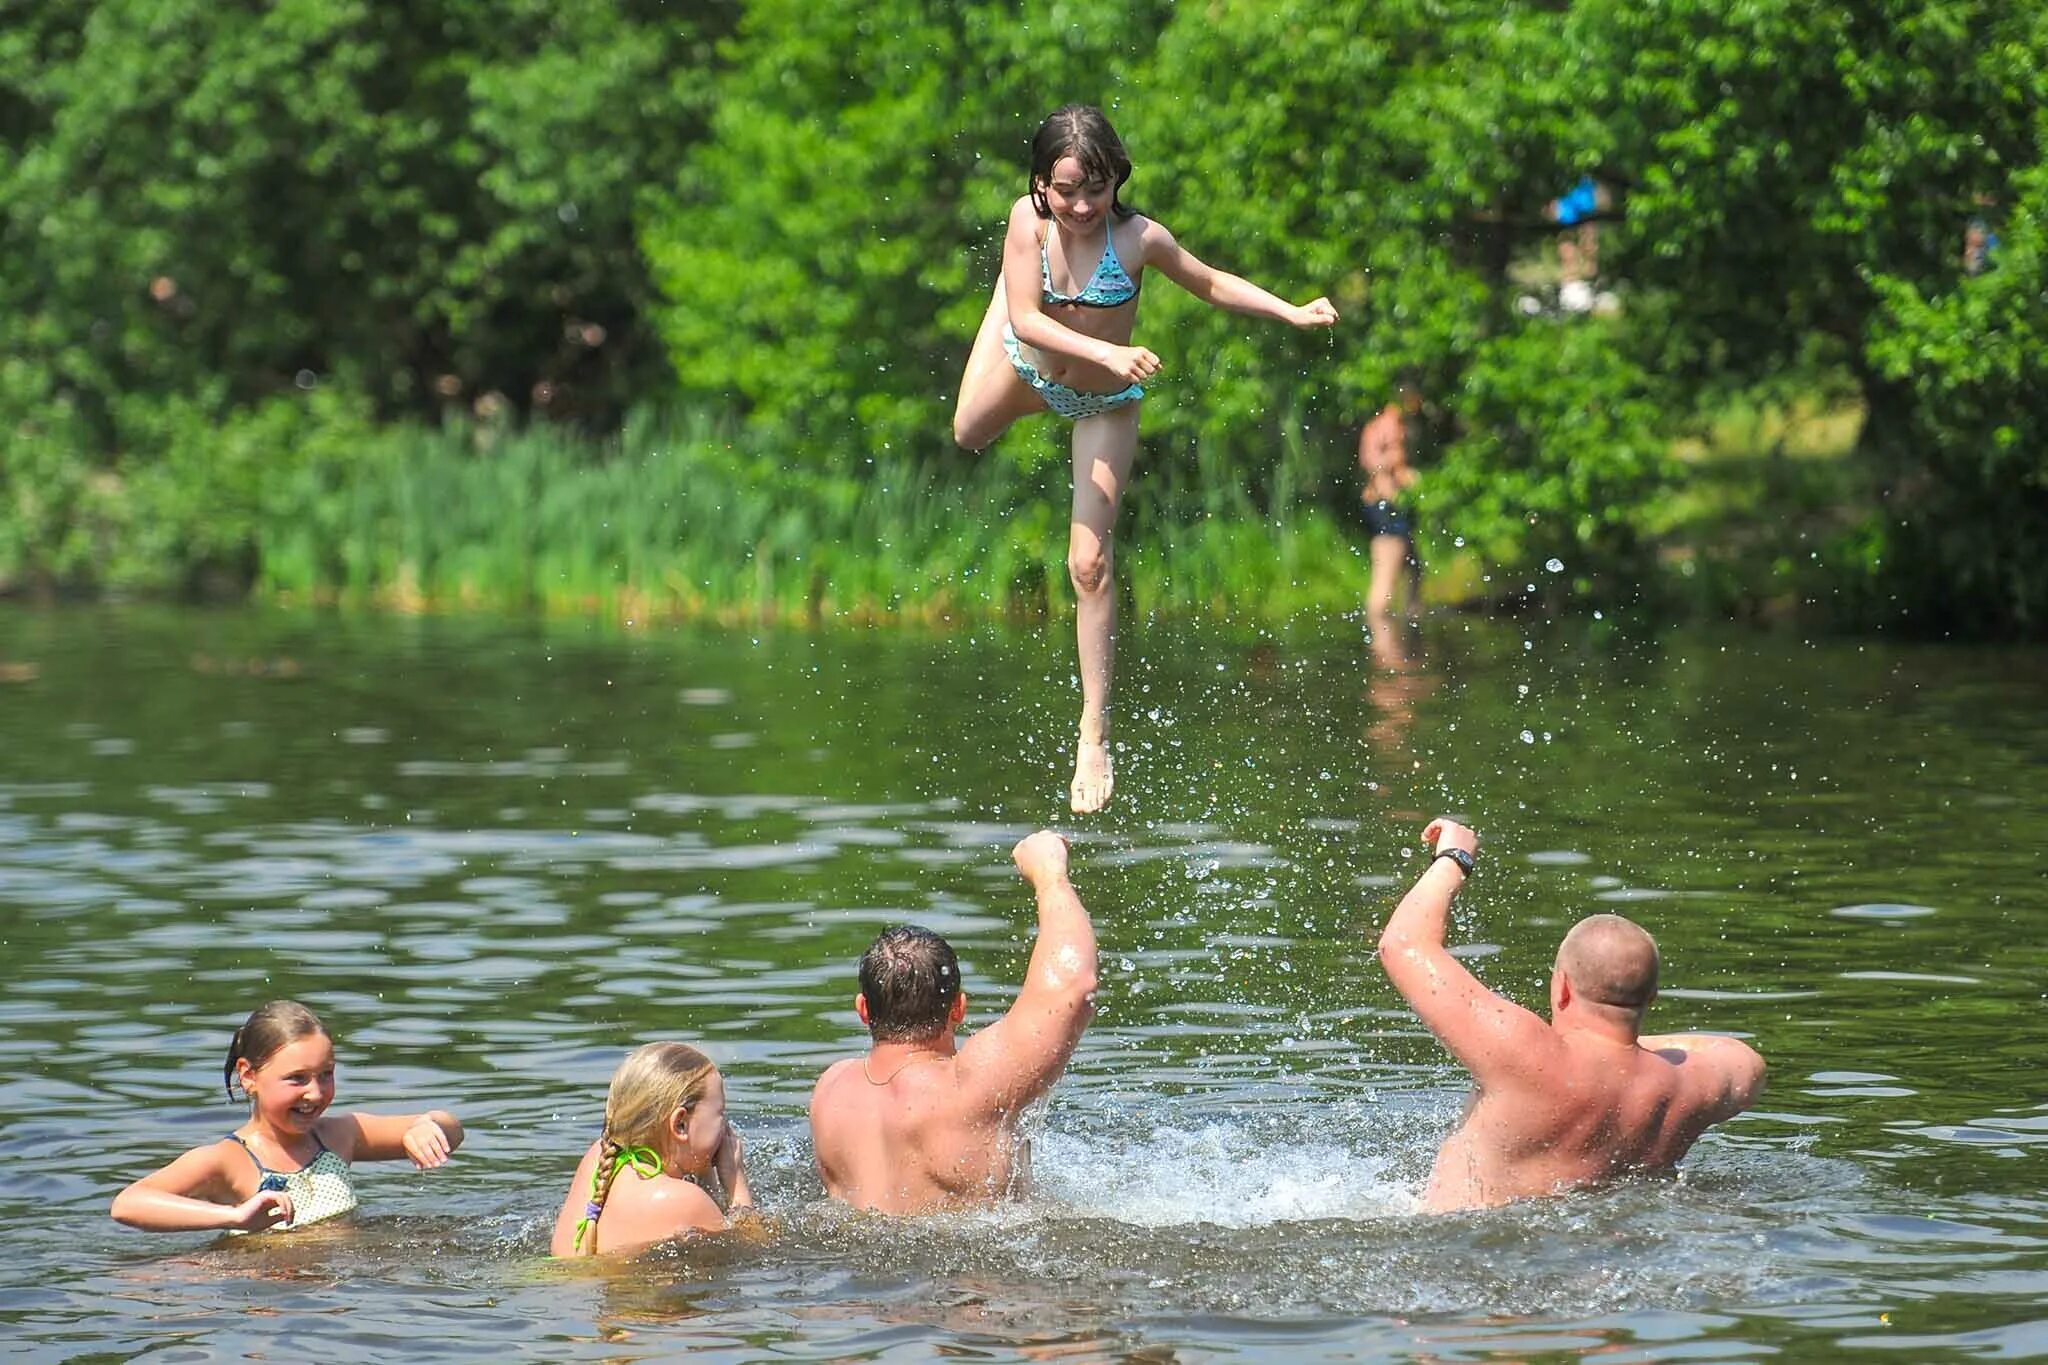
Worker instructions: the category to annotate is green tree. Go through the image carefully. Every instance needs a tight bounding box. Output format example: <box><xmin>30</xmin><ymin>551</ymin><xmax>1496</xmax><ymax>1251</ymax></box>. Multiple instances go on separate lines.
<box><xmin>0</xmin><ymin>0</ymin><xmax>723</xmax><ymax>434</ymax></box>
<box><xmin>646</xmin><ymin>0</ymin><xmax>1674</xmax><ymax>593</ymax></box>
<box><xmin>1572</xmin><ymin>0</ymin><xmax>2048</xmax><ymax>631</ymax></box>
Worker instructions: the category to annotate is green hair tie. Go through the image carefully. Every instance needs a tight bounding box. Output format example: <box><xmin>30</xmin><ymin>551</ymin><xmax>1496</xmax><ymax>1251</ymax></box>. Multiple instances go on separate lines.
<box><xmin>572</xmin><ymin>1144</ymin><xmax>663</xmax><ymax>1252</ymax></box>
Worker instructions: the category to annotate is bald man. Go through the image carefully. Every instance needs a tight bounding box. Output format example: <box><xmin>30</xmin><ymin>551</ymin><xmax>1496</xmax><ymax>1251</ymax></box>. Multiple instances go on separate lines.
<box><xmin>1377</xmin><ymin>818</ymin><xmax>1767</xmax><ymax>1211</ymax></box>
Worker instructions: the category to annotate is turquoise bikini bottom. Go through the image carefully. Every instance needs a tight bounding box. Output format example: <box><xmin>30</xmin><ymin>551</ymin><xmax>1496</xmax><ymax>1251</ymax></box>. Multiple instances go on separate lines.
<box><xmin>1002</xmin><ymin>326</ymin><xmax>1144</xmax><ymax>421</ymax></box>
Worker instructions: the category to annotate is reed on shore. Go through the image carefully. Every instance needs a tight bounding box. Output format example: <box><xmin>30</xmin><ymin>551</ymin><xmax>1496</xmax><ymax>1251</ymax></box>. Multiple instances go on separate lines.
<box><xmin>249</xmin><ymin>410</ymin><xmax>1376</xmax><ymax>626</ymax></box>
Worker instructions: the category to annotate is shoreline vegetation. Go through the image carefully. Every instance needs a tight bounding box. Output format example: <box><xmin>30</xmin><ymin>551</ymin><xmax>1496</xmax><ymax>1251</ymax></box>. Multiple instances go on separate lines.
<box><xmin>3</xmin><ymin>0</ymin><xmax>2038</xmax><ymax>636</ymax></box>
<box><xmin>1</xmin><ymin>391</ymin><xmax>1870</xmax><ymax>631</ymax></box>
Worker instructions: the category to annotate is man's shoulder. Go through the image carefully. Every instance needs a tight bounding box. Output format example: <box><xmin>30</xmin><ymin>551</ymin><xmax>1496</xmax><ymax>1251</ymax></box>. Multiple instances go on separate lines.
<box><xmin>810</xmin><ymin>1057</ymin><xmax>862</xmax><ymax>1104</ymax></box>
<box><xmin>1639</xmin><ymin>1034</ymin><xmax>1767</xmax><ymax>1108</ymax></box>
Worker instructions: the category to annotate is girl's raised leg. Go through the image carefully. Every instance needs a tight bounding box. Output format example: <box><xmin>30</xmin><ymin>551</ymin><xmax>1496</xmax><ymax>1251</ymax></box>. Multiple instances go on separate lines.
<box><xmin>954</xmin><ymin>280</ymin><xmax>1045</xmax><ymax>450</ymax></box>
<box><xmin>1066</xmin><ymin>403</ymin><xmax>1140</xmax><ymax>813</ymax></box>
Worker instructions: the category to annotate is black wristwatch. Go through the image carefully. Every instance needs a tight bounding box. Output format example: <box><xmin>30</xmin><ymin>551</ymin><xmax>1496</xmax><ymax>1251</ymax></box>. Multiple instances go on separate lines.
<box><xmin>1433</xmin><ymin>847</ymin><xmax>1476</xmax><ymax>877</ymax></box>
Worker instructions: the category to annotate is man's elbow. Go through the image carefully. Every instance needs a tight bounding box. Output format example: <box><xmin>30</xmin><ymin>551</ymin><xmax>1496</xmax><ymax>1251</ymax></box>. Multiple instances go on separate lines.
<box><xmin>1070</xmin><ymin>967</ymin><xmax>1099</xmax><ymax>1017</ymax></box>
<box><xmin>1742</xmin><ymin>1049</ymin><xmax>1769</xmax><ymax>1103</ymax></box>
<box><xmin>1052</xmin><ymin>964</ymin><xmax>1099</xmax><ymax>1029</ymax></box>
<box><xmin>1376</xmin><ymin>928</ymin><xmax>1416</xmax><ymax>970</ymax></box>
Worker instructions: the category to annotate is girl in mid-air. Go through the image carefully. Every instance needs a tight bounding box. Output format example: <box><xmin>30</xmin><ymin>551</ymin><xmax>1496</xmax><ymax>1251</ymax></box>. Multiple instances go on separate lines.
<box><xmin>110</xmin><ymin>1000</ymin><xmax>464</xmax><ymax>1233</ymax></box>
<box><xmin>953</xmin><ymin>103</ymin><xmax>1338</xmax><ymax>813</ymax></box>
<box><xmin>551</xmin><ymin>1041</ymin><xmax>754</xmax><ymax>1256</ymax></box>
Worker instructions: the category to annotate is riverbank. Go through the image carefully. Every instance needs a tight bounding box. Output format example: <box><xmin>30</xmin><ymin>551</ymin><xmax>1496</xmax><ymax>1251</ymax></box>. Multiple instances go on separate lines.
<box><xmin>0</xmin><ymin>396</ymin><xmax>1876</xmax><ymax>629</ymax></box>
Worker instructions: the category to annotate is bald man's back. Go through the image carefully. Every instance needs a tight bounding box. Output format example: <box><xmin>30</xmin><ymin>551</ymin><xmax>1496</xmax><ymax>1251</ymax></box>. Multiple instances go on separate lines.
<box><xmin>1422</xmin><ymin>1028</ymin><xmax>1765</xmax><ymax>1210</ymax></box>
<box><xmin>1378</xmin><ymin>848</ymin><xmax>1768</xmax><ymax>1214</ymax></box>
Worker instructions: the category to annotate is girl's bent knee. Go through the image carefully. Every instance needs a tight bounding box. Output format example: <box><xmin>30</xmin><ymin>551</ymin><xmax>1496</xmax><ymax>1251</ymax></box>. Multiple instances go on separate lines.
<box><xmin>1068</xmin><ymin>549</ymin><xmax>1112</xmax><ymax>595</ymax></box>
<box><xmin>955</xmin><ymin>410</ymin><xmax>1004</xmax><ymax>452</ymax></box>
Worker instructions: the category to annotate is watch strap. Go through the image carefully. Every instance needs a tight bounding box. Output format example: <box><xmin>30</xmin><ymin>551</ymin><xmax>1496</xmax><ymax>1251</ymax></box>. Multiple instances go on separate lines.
<box><xmin>1433</xmin><ymin>846</ymin><xmax>1476</xmax><ymax>876</ymax></box>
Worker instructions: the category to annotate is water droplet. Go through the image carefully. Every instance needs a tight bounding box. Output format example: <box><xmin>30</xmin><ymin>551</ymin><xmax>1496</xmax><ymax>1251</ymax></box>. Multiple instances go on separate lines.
<box><xmin>1520</xmin><ymin>730</ymin><xmax>1536</xmax><ymax>744</ymax></box>
<box><xmin>1545</xmin><ymin>557</ymin><xmax>1565</xmax><ymax>573</ymax></box>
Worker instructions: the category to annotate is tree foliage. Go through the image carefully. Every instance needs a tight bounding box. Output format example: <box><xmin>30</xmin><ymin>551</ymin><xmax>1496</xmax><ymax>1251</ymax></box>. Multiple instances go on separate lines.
<box><xmin>2</xmin><ymin>0</ymin><xmax>2042</xmax><ymax>630</ymax></box>
<box><xmin>1571</xmin><ymin>0</ymin><xmax>2048</xmax><ymax>630</ymax></box>
<box><xmin>0</xmin><ymin>0</ymin><xmax>723</xmax><ymax>439</ymax></box>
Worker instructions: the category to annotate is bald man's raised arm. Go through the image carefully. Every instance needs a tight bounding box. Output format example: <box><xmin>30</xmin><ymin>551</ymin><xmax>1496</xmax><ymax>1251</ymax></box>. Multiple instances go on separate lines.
<box><xmin>1377</xmin><ymin>828</ymin><xmax>1555</xmax><ymax>1086</ymax></box>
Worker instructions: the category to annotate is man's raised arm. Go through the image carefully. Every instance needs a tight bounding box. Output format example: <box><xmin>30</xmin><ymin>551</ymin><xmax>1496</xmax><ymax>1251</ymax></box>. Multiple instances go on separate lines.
<box><xmin>958</xmin><ymin>832</ymin><xmax>1098</xmax><ymax>1112</ymax></box>
<box><xmin>1377</xmin><ymin>819</ymin><xmax>1551</xmax><ymax>1081</ymax></box>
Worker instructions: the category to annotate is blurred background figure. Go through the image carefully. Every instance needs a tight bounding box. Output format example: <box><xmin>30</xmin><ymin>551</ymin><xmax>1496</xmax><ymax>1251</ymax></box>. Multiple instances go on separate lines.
<box><xmin>1357</xmin><ymin>383</ymin><xmax>1424</xmax><ymax>637</ymax></box>
<box><xmin>1545</xmin><ymin>175</ymin><xmax>1613</xmax><ymax>313</ymax></box>
<box><xmin>1964</xmin><ymin>194</ymin><xmax>2000</xmax><ymax>275</ymax></box>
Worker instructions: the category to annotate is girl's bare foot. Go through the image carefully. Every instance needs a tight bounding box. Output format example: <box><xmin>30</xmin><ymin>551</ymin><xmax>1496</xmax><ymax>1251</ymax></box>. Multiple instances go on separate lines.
<box><xmin>1069</xmin><ymin>739</ymin><xmax>1114</xmax><ymax>814</ymax></box>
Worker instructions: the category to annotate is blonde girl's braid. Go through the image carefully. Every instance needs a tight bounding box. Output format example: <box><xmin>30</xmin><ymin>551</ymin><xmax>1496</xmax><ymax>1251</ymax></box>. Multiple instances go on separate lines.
<box><xmin>576</xmin><ymin>1042</ymin><xmax>718</xmax><ymax>1255</ymax></box>
<box><xmin>576</xmin><ymin>1134</ymin><xmax>627</xmax><ymax>1254</ymax></box>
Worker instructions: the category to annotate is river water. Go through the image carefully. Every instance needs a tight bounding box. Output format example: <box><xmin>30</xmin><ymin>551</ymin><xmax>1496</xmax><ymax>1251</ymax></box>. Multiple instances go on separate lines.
<box><xmin>1</xmin><ymin>606</ymin><xmax>2043</xmax><ymax>1362</ymax></box>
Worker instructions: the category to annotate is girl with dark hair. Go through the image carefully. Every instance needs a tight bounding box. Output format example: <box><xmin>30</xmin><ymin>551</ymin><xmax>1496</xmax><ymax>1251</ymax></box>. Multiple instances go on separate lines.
<box><xmin>952</xmin><ymin>103</ymin><xmax>1338</xmax><ymax>814</ymax></box>
<box><xmin>110</xmin><ymin>1000</ymin><xmax>464</xmax><ymax>1234</ymax></box>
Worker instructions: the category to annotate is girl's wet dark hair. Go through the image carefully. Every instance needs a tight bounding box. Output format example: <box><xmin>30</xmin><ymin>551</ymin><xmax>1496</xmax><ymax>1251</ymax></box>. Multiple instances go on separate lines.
<box><xmin>224</xmin><ymin>1000</ymin><xmax>330</xmax><ymax>1101</ymax></box>
<box><xmin>1028</xmin><ymin>104</ymin><xmax>1136</xmax><ymax>220</ymax></box>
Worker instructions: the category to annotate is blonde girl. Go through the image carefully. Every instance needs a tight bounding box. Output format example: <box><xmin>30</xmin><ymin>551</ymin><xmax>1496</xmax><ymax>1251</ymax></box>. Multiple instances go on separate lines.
<box><xmin>953</xmin><ymin>103</ymin><xmax>1338</xmax><ymax>813</ymax></box>
<box><xmin>110</xmin><ymin>1000</ymin><xmax>463</xmax><ymax>1234</ymax></box>
<box><xmin>550</xmin><ymin>1042</ymin><xmax>754</xmax><ymax>1256</ymax></box>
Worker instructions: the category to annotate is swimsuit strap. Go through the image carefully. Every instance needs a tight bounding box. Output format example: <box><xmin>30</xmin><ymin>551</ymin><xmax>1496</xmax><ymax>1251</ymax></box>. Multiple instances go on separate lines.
<box><xmin>572</xmin><ymin>1144</ymin><xmax>663</xmax><ymax>1253</ymax></box>
<box><xmin>229</xmin><ymin>1131</ymin><xmax>334</xmax><ymax>1174</ymax></box>
<box><xmin>227</xmin><ymin>1133</ymin><xmax>272</xmax><ymax>1176</ymax></box>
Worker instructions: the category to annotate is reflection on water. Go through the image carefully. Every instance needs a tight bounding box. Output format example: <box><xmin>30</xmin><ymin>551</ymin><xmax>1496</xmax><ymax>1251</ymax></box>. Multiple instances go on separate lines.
<box><xmin>1</xmin><ymin>606</ymin><xmax>2046</xmax><ymax>1361</ymax></box>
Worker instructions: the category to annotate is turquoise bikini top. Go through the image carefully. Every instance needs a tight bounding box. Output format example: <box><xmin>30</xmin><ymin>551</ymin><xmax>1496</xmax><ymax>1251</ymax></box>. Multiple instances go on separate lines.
<box><xmin>1042</xmin><ymin>223</ymin><xmax>1139</xmax><ymax>308</ymax></box>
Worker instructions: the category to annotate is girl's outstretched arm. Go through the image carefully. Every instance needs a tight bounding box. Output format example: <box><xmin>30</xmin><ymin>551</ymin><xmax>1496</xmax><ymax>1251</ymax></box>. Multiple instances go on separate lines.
<box><xmin>326</xmin><ymin>1109</ymin><xmax>465</xmax><ymax>1167</ymax></box>
<box><xmin>1142</xmin><ymin>221</ymin><xmax>1338</xmax><ymax>327</ymax></box>
<box><xmin>111</xmin><ymin>1142</ymin><xmax>295</xmax><ymax>1232</ymax></box>
<box><xmin>1001</xmin><ymin>199</ymin><xmax>1161</xmax><ymax>386</ymax></box>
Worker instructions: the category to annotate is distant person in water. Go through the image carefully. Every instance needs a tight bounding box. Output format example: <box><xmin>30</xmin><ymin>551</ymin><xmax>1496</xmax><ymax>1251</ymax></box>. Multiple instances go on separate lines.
<box><xmin>1377</xmin><ymin>819</ymin><xmax>1767</xmax><ymax>1211</ymax></box>
<box><xmin>809</xmin><ymin>831</ymin><xmax>1097</xmax><ymax>1213</ymax></box>
<box><xmin>952</xmin><ymin>104</ymin><xmax>1339</xmax><ymax>813</ymax></box>
<box><xmin>1357</xmin><ymin>384</ymin><xmax>1424</xmax><ymax>633</ymax></box>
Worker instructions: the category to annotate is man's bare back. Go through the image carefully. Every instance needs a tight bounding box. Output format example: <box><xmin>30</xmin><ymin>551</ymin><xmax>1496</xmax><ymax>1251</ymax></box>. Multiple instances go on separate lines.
<box><xmin>1378</xmin><ymin>819</ymin><xmax>1767</xmax><ymax>1212</ymax></box>
<box><xmin>810</xmin><ymin>831</ymin><xmax>1096</xmax><ymax>1215</ymax></box>
<box><xmin>810</xmin><ymin>1054</ymin><xmax>1029</xmax><ymax>1213</ymax></box>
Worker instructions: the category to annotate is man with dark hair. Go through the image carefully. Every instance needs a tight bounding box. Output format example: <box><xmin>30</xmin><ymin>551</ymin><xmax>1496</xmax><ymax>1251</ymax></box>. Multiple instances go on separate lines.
<box><xmin>810</xmin><ymin>831</ymin><xmax>1098</xmax><ymax>1213</ymax></box>
<box><xmin>1378</xmin><ymin>817</ymin><xmax>1767</xmax><ymax>1211</ymax></box>
<box><xmin>857</xmin><ymin>926</ymin><xmax>961</xmax><ymax>1042</ymax></box>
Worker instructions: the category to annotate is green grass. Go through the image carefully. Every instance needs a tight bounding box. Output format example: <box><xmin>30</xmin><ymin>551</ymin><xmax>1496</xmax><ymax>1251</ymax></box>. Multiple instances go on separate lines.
<box><xmin>1651</xmin><ymin>387</ymin><xmax>1871</xmax><ymax>617</ymax></box>
<box><xmin>253</xmin><ymin>410</ymin><xmax>1376</xmax><ymax>626</ymax></box>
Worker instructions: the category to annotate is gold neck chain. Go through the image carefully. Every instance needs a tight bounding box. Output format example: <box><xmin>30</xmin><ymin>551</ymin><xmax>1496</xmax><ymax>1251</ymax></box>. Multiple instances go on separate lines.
<box><xmin>862</xmin><ymin>1049</ymin><xmax>949</xmax><ymax>1086</ymax></box>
